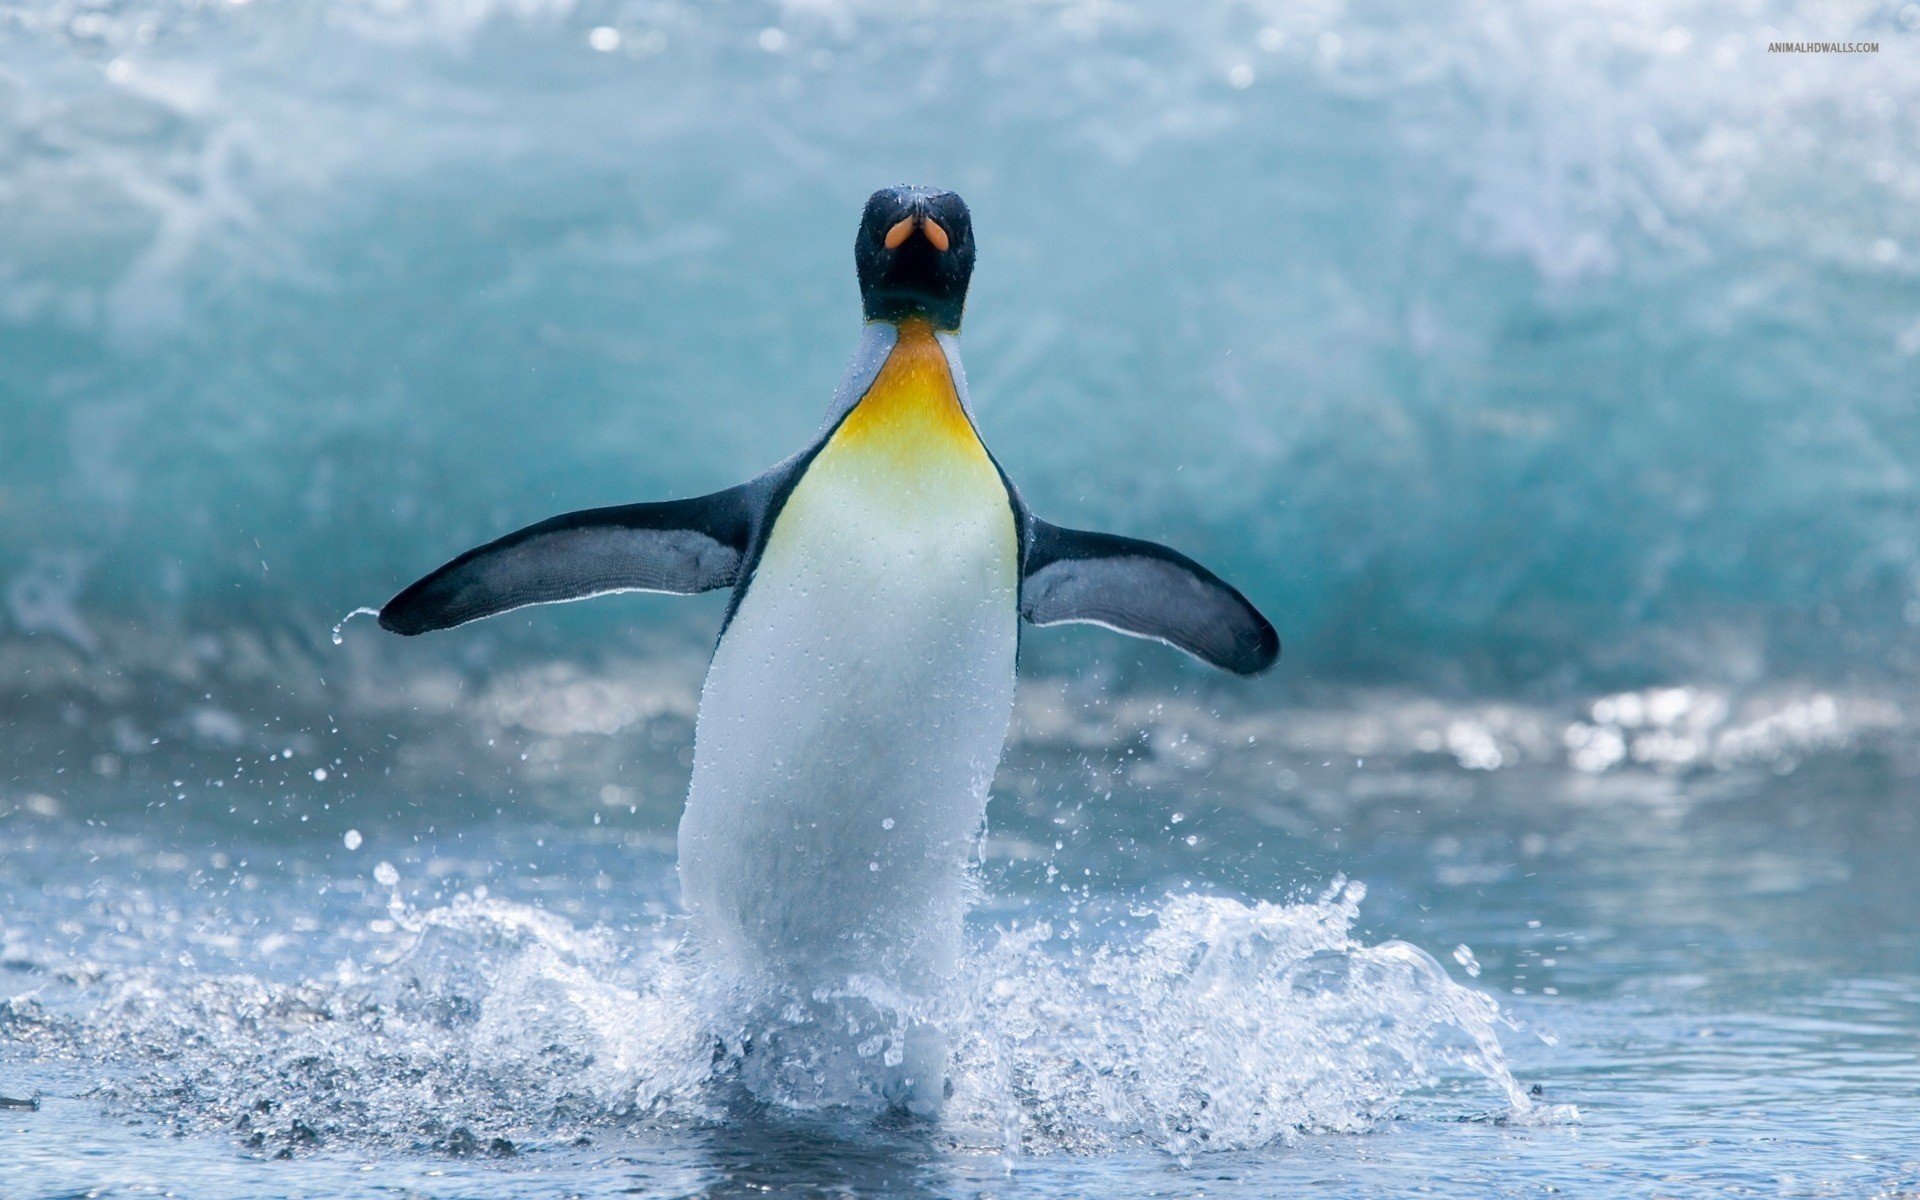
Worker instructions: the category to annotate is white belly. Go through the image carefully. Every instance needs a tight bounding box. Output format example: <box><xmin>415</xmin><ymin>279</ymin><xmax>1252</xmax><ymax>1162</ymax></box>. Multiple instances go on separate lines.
<box><xmin>677</xmin><ymin>396</ymin><xmax>1019</xmax><ymax>993</ymax></box>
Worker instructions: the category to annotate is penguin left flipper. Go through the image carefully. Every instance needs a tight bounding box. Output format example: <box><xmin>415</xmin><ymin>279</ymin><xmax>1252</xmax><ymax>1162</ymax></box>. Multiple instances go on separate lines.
<box><xmin>1019</xmin><ymin>519</ymin><xmax>1280</xmax><ymax>675</ymax></box>
<box><xmin>380</xmin><ymin>486</ymin><xmax>758</xmax><ymax>636</ymax></box>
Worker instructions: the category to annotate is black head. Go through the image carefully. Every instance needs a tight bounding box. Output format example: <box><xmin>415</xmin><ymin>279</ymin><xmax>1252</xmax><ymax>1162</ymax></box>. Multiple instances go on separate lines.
<box><xmin>854</xmin><ymin>186</ymin><xmax>976</xmax><ymax>331</ymax></box>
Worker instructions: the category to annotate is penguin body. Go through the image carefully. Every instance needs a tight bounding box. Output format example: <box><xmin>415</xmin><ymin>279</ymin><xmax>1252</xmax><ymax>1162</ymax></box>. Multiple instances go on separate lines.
<box><xmin>678</xmin><ymin>319</ymin><xmax>1015</xmax><ymax>1110</ymax></box>
<box><xmin>379</xmin><ymin>187</ymin><xmax>1279</xmax><ymax>1114</ymax></box>
<box><xmin>682</xmin><ymin>322</ymin><xmax>1017</xmax><ymax>975</ymax></box>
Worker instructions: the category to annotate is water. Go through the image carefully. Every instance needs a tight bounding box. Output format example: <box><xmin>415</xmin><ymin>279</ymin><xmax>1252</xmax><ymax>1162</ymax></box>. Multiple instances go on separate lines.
<box><xmin>5</xmin><ymin>0</ymin><xmax>1919</xmax><ymax>683</ymax></box>
<box><xmin>6</xmin><ymin>677</ymin><xmax>1918</xmax><ymax>1195</ymax></box>
<box><xmin>5</xmin><ymin>0</ymin><xmax>1920</xmax><ymax>1195</ymax></box>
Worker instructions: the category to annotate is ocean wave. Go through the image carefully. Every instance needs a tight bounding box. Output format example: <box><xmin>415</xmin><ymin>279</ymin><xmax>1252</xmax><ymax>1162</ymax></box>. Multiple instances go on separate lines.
<box><xmin>2</xmin><ymin>0</ymin><xmax>1915</xmax><ymax>683</ymax></box>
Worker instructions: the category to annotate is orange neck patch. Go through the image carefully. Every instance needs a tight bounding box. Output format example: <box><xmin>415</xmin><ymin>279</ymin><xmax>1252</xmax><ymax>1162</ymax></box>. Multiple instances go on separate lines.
<box><xmin>830</xmin><ymin>319</ymin><xmax>983</xmax><ymax>462</ymax></box>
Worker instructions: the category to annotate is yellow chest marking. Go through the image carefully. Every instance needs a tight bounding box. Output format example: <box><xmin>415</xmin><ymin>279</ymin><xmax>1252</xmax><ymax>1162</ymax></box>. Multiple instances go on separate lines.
<box><xmin>758</xmin><ymin>321</ymin><xmax>1014</xmax><ymax>576</ymax></box>
<box><xmin>798</xmin><ymin>320</ymin><xmax>1004</xmax><ymax>513</ymax></box>
<box><xmin>825</xmin><ymin>320</ymin><xmax>992</xmax><ymax>475</ymax></box>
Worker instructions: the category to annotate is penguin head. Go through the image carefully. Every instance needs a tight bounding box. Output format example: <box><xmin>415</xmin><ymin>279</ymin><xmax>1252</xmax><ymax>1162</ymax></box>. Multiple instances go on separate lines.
<box><xmin>855</xmin><ymin>186</ymin><xmax>975</xmax><ymax>332</ymax></box>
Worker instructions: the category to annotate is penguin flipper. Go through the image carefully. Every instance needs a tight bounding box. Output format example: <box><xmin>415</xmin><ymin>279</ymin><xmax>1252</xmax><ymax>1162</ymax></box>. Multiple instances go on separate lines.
<box><xmin>380</xmin><ymin>488</ymin><xmax>754</xmax><ymax>636</ymax></box>
<box><xmin>1019</xmin><ymin>520</ymin><xmax>1280</xmax><ymax>675</ymax></box>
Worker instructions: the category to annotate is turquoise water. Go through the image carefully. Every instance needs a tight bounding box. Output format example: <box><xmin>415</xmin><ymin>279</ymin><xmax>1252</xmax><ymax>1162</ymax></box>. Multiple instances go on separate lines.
<box><xmin>5</xmin><ymin>0</ymin><xmax>1920</xmax><ymax>1195</ymax></box>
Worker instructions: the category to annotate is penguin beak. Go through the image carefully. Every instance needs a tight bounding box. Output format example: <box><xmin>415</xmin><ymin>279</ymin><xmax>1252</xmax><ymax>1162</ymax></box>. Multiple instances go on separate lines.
<box><xmin>883</xmin><ymin>215</ymin><xmax>951</xmax><ymax>252</ymax></box>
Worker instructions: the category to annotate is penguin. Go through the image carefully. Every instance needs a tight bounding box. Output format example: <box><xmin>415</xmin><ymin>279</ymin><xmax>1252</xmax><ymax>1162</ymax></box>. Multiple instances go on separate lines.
<box><xmin>379</xmin><ymin>186</ymin><xmax>1278</xmax><ymax>1113</ymax></box>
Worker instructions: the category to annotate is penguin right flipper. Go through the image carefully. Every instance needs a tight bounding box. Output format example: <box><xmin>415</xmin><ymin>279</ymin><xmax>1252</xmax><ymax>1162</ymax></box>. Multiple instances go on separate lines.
<box><xmin>1019</xmin><ymin>520</ymin><xmax>1280</xmax><ymax>675</ymax></box>
<box><xmin>380</xmin><ymin>486</ymin><xmax>757</xmax><ymax>636</ymax></box>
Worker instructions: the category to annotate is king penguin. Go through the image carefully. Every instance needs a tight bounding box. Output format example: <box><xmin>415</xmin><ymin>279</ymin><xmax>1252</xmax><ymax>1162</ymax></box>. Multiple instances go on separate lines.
<box><xmin>379</xmin><ymin>186</ymin><xmax>1279</xmax><ymax>1113</ymax></box>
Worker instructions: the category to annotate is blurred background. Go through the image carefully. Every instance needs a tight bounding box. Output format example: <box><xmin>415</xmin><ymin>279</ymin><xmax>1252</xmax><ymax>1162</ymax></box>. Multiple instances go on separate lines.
<box><xmin>4</xmin><ymin>3</ymin><xmax>1920</xmax><ymax>1193</ymax></box>
<box><xmin>4</xmin><ymin>0</ymin><xmax>1917</xmax><ymax>698</ymax></box>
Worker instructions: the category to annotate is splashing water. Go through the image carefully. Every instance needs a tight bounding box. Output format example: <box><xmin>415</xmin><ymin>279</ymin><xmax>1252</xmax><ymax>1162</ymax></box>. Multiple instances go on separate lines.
<box><xmin>7</xmin><ymin>687</ymin><xmax>1917</xmax><ymax>1195</ymax></box>
<box><xmin>9</xmin><ymin>882</ymin><xmax>1558</xmax><ymax>1160</ymax></box>
<box><xmin>330</xmin><ymin>606</ymin><xmax>381</xmax><ymax>646</ymax></box>
<box><xmin>951</xmin><ymin>882</ymin><xmax>1561</xmax><ymax>1158</ymax></box>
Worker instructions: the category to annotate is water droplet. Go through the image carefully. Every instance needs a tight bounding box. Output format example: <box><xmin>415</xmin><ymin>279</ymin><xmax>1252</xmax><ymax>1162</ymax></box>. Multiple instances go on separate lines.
<box><xmin>881</xmin><ymin>817</ymin><xmax>895</xmax><ymax>830</ymax></box>
<box><xmin>342</xmin><ymin>829</ymin><xmax>362</xmax><ymax>850</ymax></box>
<box><xmin>374</xmin><ymin>861</ymin><xmax>398</xmax><ymax>887</ymax></box>
<box><xmin>331</xmin><ymin>607</ymin><xmax>380</xmax><ymax>646</ymax></box>
<box><xmin>1453</xmin><ymin>944</ymin><xmax>1482</xmax><ymax>977</ymax></box>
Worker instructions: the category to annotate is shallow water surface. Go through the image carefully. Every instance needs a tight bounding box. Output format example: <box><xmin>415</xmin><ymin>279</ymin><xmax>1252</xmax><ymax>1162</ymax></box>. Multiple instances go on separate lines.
<box><xmin>5</xmin><ymin>678</ymin><xmax>1919</xmax><ymax>1197</ymax></box>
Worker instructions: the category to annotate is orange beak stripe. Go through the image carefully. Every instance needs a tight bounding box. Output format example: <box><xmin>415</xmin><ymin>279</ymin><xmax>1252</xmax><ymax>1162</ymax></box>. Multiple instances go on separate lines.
<box><xmin>882</xmin><ymin>215</ymin><xmax>952</xmax><ymax>252</ymax></box>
